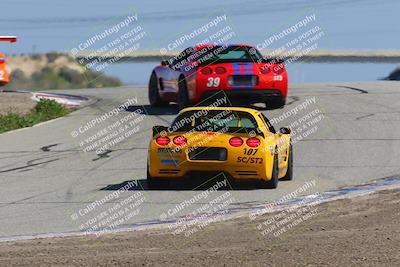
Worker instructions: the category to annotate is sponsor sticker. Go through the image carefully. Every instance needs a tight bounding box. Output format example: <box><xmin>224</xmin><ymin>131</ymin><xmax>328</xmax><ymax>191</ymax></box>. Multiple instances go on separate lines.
<box><xmin>160</xmin><ymin>159</ymin><xmax>180</xmax><ymax>165</ymax></box>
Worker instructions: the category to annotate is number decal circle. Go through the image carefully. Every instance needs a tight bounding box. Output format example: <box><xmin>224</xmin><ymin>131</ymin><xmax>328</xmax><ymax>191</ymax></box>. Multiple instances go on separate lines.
<box><xmin>206</xmin><ymin>77</ymin><xmax>220</xmax><ymax>87</ymax></box>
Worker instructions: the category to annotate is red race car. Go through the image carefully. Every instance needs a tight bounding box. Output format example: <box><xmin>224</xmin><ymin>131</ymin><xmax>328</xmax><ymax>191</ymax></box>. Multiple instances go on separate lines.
<box><xmin>148</xmin><ymin>44</ymin><xmax>288</xmax><ymax>109</ymax></box>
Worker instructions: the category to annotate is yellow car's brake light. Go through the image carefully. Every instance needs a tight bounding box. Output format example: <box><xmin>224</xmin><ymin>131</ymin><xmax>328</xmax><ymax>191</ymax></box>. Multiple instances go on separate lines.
<box><xmin>173</xmin><ymin>136</ymin><xmax>187</xmax><ymax>146</ymax></box>
<box><xmin>229</xmin><ymin>137</ymin><xmax>243</xmax><ymax>147</ymax></box>
<box><xmin>156</xmin><ymin>136</ymin><xmax>170</xmax><ymax>146</ymax></box>
<box><xmin>246</xmin><ymin>137</ymin><xmax>261</xmax><ymax>147</ymax></box>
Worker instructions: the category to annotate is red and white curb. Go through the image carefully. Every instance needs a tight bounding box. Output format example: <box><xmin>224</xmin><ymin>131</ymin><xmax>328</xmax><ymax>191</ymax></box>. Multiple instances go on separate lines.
<box><xmin>2</xmin><ymin>90</ymin><xmax>92</xmax><ymax>107</ymax></box>
<box><xmin>30</xmin><ymin>92</ymin><xmax>91</xmax><ymax>107</ymax></box>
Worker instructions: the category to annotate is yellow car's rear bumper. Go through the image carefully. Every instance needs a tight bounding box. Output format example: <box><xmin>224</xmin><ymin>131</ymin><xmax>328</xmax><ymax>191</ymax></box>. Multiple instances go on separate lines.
<box><xmin>148</xmin><ymin>144</ymin><xmax>276</xmax><ymax>182</ymax></box>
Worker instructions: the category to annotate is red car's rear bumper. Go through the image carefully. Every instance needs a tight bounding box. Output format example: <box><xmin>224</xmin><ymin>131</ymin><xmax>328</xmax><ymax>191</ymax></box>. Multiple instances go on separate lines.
<box><xmin>199</xmin><ymin>89</ymin><xmax>285</xmax><ymax>104</ymax></box>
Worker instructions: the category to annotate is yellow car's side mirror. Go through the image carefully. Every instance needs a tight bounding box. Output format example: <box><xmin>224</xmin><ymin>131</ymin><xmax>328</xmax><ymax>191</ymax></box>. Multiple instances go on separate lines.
<box><xmin>279</xmin><ymin>127</ymin><xmax>291</xmax><ymax>135</ymax></box>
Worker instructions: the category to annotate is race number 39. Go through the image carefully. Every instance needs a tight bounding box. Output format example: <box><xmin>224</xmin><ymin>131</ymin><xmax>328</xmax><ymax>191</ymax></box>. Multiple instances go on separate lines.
<box><xmin>207</xmin><ymin>77</ymin><xmax>220</xmax><ymax>87</ymax></box>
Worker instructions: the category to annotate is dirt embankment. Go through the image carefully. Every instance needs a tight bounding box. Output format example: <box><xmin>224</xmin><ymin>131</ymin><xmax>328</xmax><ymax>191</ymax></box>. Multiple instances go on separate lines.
<box><xmin>2</xmin><ymin>53</ymin><xmax>121</xmax><ymax>91</ymax></box>
<box><xmin>0</xmin><ymin>93</ymin><xmax>35</xmax><ymax>115</ymax></box>
<box><xmin>0</xmin><ymin>188</ymin><xmax>399</xmax><ymax>266</ymax></box>
<box><xmin>6</xmin><ymin>54</ymin><xmax>84</xmax><ymax>78</ymax></box>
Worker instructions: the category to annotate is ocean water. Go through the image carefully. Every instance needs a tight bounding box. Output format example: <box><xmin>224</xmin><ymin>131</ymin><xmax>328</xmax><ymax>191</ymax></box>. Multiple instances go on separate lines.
<box><xmin>0</xmin><ymin>0</ymin><xmax>399</xmax><ymax>84</ymax></box>
<box><xmin>105</xmin><ymin>62</ymin><xmax>398</xmax><ymax>86</ymax></box>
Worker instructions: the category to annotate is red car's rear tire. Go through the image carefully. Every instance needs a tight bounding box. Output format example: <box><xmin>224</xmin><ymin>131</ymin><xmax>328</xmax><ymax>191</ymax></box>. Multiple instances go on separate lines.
<box><xmin>149</xmin><ymin>72</ymin><xmax>168</xmax><ymax>106</ymax></box>
<box><xmin>177</xmin><ymin>76</ymin><xmax>190</xmax><ymax>110</ymax></box>
<box><xmin>265</xmin><ymin>98</ymin><xmax>286</xmax><ymax>109</ymax></box>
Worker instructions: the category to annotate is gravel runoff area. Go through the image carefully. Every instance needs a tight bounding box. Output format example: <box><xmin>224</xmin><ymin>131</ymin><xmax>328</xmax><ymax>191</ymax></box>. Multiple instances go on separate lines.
<box><xmin>0</xmin><ymin>92</ymin><xmax>35</xmax><ymax>115</ymax></box>
<box><xmin>0</xmin><ymin>188</ymin><xmax>399</xmax><ymax>266</ymax></box>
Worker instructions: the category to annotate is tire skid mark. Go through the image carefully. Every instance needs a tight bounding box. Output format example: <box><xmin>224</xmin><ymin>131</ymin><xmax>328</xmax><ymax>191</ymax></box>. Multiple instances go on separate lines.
<box><xmin>0</xmin><ymin>150</ymin><xmax>76</xmax><ymax>172</ymax></box>
<box><xmin>285</xmin><ymin>96</ymin><xmax>300</xmax><ymax>106</ymax></box>
<box><xmin>40</xmin><ymin>144</ymin><xmax>59</xmax><ymax>152</ymax></box>
<box><xmin>92</xmin><ymin>150</ymin><xmax>112</xmax><ymax>161</ymax></box>
<box><xmin>63</xmin><ymin>145</ymin><xmax>137</xmax><ymax>202</ymax></box>
<box><xmin>355</xmin><ymin>113</ymin><xmax>374</xmax><ymax>120</ymax></box>
<box><xmin>334</xmin><ymin>85</ymin><xmax>368</xmax><ymax>94</ymax></box>
<box><xmin>0</xmin><ymin>158</ymin><xmax>60</xmax><ymax>173</ymax></box>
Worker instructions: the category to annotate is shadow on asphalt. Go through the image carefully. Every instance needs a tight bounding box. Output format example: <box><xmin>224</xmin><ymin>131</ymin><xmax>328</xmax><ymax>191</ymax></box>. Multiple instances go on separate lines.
<box><xmin>124</xmin><ymin>101</ymin><xmax>278</xmax><ymax>116</ymax></box>
<box><xmin>99</xmin><ymin>179</ymin><xmax>277</xmax><ymax>191</ymax></box>
<box><xmin>125</xmin><ymin>105</ymin><xmax>179</xmax><ymax>115</ymax></box>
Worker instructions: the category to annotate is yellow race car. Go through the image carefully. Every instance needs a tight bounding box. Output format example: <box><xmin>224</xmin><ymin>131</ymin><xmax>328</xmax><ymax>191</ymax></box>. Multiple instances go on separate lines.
<box><xmin>147</xmin><ymin>106</ymin><xmax>292</xmax><ymax>189</ymax></box>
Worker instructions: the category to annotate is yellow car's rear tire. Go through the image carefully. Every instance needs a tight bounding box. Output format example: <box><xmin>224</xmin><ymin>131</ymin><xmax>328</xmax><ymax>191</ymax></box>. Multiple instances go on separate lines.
<box><xmin>265</xmin><ymin>98</ymin><xmax>285</xmax><ymax>110</ymax></box>
<box><xmin>260</xmin><ymin>151</ymin><xmax>279</xmax><ymax>189</ymax></box>
<box><xmin>281</xmin><ymin>144</ymin><xmax>293</xmax><ymax>181</ymax></box>
<box><xmin>147</xmin><ymin>168</ymin><xmax>170</xmax><ymax>190</ymax></box>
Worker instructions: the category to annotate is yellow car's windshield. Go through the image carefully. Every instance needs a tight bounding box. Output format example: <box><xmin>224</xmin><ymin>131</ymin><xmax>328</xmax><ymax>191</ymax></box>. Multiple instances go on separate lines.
<box><xmin>170</xmin><ymin>110</ymin><xmax>259</xmax><ymax>133</ymax></box>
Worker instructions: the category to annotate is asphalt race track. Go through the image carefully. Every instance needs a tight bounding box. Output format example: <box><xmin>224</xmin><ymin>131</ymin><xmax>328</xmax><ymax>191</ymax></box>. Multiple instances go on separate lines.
<box><xmin>1</xmin><ymin>81</ymin><xmax>399</xmax><ymax>240</ymax></box>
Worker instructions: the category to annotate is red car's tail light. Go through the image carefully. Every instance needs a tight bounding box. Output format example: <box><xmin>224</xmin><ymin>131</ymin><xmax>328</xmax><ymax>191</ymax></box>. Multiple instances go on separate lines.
<box><xmin>215</xmin><ymin>66</ymin><xmax>226</xmax><ymax>74</ymax></box>
<box><xmin>201</xmin><ymin>67</ymin><xmax>212</xmax><ymax>75</ymax></box>
<box><xmin>0</xmin><ymin>58</ymin><xmax>4</xmax><ymax>63</ymax></box>
<box><xmin>260</xmin><ymin>65</ymin><xmax>270</xmax><ymax>74</ymax></box>
<box><xmin>246</xmin><ymin>137</ymin><xmax>261</xmax><ymax>147</ymax></box>
<box><xmin>156</xmin><ymin>136</ymin><xmax>170</xmax><ymax>146</ymax></box>
<box><xmin>173</xmin><ymin>136</ymin><xmax>187</xmax><ymax>146</ymax></box>
<box><xmin>229</xmin><ymin>137</ymin><xmax>243</xmax><ymax>147</ymax></box>
<box><xmin>273</xmin><ymin>64</ymin><xmax>285</xmax><ymax>74</ymax></box>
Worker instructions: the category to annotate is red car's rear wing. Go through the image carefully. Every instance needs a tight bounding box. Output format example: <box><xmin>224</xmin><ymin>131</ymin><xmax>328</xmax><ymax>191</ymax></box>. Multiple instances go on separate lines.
<box><xmin>0</xmin><ymin>36</ymin><xmax>17</xmax><ymax>43</ymax></box>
